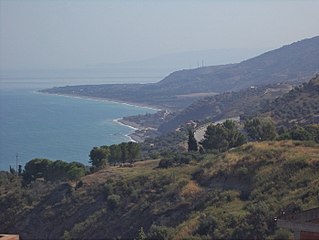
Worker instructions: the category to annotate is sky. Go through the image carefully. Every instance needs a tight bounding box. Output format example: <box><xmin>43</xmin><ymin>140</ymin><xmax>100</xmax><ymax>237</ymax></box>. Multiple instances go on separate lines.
<box><xmin>0</xmin><ymin>0</ymin><xmax>319</xmax><ymax>71</ymax></box>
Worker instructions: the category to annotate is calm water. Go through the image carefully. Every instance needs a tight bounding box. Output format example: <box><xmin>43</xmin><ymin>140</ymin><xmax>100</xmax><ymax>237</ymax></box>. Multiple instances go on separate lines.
<box><xmin>0</xmin><ymin>76</ymin><xmax>158</xmax><ymax>171</ymax></box>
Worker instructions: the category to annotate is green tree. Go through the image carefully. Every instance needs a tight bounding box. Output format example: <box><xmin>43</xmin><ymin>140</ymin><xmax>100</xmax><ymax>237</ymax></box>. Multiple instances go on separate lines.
<box><xmin>201</xmin><ymin>121</ymin><xmax>245</xmax><ymax>152</ymax></box>
<box><xmin>290</xmin><ymin>126</ymin><xmax>312</xmax><ymax>140</ymax></box>
<box><xmin>244</xmin><ymin>118</ymin><xmax>277</xmax><ymax>141</ymax></box>
<box><xmin>188</xmin><ymin>129</ymin><xmax>198</xmax><ymax>152</ymax></box>
<box><xmin>201</xmin><ymin>124</ymin><xmax>229</xmax><ymax>152</ymax></box>
<box><xmin>127</xmin><ymin>142</ymin><xmax>141</xmax><ymax>163</ymax></box>
<box><xmin>89</xmin><ymin>146</ymin><xmax>109</xmax><ymax>169</ymax></box>
<box><xmin>245</xmin><ymin>202</ymin><xmax>271</xmax><ymax>239</ymax></box>
<box><xmin>119</xmin><ymin>143</ymin><xmax>128</xmax><ymax>163</ymax></box>
<box><xmin>47</xmin><ymin>160</ymin><xmax>69</xmax><ymax>181</ymax></box>
<box><xmin>223</xmin><ymin>120</ymin><xmax>246</xmax><ymax>148</ymax></box>
<box><xmin>109</xmin><ymin>144</ymin><xmax>121</xmax><ymax>166</ymax></box>
<box><xmin>67</xmin><ymin>165</ymin><xmax>85</xmax><ymax>184</ymax></box>
<box><xmin>23</xmin><ymin>158</ymin><xmax>52</xmax><ymax>183</ymax></box>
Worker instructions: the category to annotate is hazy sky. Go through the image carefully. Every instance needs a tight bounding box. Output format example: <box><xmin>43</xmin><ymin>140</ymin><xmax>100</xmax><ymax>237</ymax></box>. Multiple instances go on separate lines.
<box><xmin>1</xmin><ymin>0</ymin><xmax>319</xmax><ymax>70</ymax></box>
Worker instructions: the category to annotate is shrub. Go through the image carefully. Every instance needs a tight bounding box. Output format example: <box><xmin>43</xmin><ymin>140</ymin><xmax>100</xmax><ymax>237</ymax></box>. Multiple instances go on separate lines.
<box><xmin>283</xmin><ymin>158</ymin><xmax>308</xmax><ymax>172</ymax></box>
<box><xmin>104</xmin><ymin>184</ymin><xmax>114</xmax><ymax>198</ymax></box>
<box><xmin>107</xmin><ymin>194</ymin><xmax>121</xmax><ymax>210</ymax></box>
<box><xmin>147</xmin><ymin>225</ymin><xmax>174</xmax><ymax>240</ymax></box>
<box><xmin>191</xmin><ymin>168</ymin><xmax>204</xmax><ymax>180</ymax></box>
<box><xmin>273</xmin><ymin>228</ymin><xmax>292</xmax><ymax>240</ymax></box>
<box><xmin>158</xmin><ymin>158</ymin><xmax>174</xmax><ymax>168</ymax></box>
<box><xmin>195</xmin><ymin>214</ymin><xmax>218</xmax><ymax>236</ymax></box>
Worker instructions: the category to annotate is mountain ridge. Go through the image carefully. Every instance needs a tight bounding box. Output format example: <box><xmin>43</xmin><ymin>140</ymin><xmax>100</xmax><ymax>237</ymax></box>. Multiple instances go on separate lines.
<box><xmin>41</xmin><ymin>36</ymin><xmax>319</xmax><ymax>110</ymax></box>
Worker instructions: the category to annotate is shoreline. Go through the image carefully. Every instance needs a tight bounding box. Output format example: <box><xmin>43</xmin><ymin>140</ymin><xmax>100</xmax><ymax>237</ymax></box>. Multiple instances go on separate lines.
<box><xmin>114</xmin><ymin>118</ymin><xmax>145</xmax><ymax>143</ymax></box>
<box><xmin>39</xmin><ymin>91</ymin><xmax>158</xmax><ymax>143</ymax></box>
<box><xmin>37</xmin><ymin>90</ymin><xmax>162</xmax><ymax>112</ymax></box>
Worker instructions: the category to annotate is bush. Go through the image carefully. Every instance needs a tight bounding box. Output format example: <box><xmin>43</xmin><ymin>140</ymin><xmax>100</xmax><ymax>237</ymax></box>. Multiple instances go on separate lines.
<box><xmin>147</xmin><ymin>225</ymin><xmax>174</xmax><ymax>240</ymax></box>
<box><xmin>195</xmin><ymin>214</ymin><xmax>218</xmax><ymax>236</ymax></box>
<box><xmin>273</xmin><ymin>228</ymin><xmax>292</xmax><ymax>240</ymax></box>
<box><xmin>104</xmin><ymin>184</ymin><xmax>113</xmax><ymax>198</ymax></box>
<box><xmin>107</xmin><ymin>194</ymin><xmax>121</xmax><ymax>210</ymax></box>
<box><xmin>191</xmin><ymin>168</ymin><xmax>204</xmax><ymax>180</ymax></box>
<box><xmin>283</xmin><ymin>158</ymin><xmax>308</xmax><ymax>173</ymax></box>
<box><xmin>158</xmin><ymin>158</ymin><xmax>174</xmax><ymax>168</ymax></box>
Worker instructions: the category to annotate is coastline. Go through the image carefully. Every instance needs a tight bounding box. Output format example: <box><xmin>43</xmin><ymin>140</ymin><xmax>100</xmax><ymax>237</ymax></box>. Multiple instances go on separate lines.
<box><xmin>39</xmin><ymin>91</ymin><xmax>159</xmax><ymax>143</ymax></box>
<box><xmin>37</xmin><ymin>91</ymin><xmax>162</xmax><ymax>112</ymax></box>
<box><xmin>114</xmin><ymin>118</ymin><xmax>146</xmax><ymax>143</ymax></box>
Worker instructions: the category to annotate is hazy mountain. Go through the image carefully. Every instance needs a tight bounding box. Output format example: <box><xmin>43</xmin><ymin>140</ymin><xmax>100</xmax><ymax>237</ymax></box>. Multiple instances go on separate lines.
<box><xmin>91</xmin><ymin>48</ymin><xmax>265</xmax><ymax>72</ymax></box>
<box><xmin>42</xmin><ymin>36</ymin><xmax>319</xmax><ymax>110</ymax></box>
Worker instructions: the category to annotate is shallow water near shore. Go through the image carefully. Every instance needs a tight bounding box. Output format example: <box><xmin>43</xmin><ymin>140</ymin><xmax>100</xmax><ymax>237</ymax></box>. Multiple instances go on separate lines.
<box><xmin>0</xmin><ymin>88</ymin><xmax>156</xmax><ymax>170</ymax></box>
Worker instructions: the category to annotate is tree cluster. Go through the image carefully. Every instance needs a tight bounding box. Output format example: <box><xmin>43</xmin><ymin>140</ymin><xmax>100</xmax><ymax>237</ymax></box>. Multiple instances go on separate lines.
<box><xmin>244</xmin><ymin>117</ymin><xmax>277</xmax><ymax>141</ymax></box>
<box><xmin>278</xmin><ymin>124</ymin><xmax>319</xmax><ymax>142</ymax></box>
<box><xmin>201</xmin><ymin>120</ymin><xmax>246</xmax><ymax>152</ymax></box>
<box><xmin>23</xmin><ymin>158</ymin><xmax>86</xmax><ymax>184</ymax></box>
<box><xmin>89</xmin><ymin>142</ymin><xmax>141</xmax><ymax>169</ymax></box>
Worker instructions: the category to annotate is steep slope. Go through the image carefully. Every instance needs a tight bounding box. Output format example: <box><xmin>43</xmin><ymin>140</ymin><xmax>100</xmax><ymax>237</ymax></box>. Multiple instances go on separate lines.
<box><xmin>1</xmin><ymin>141</ymin><xmax>318</xmax><ymax>239</ymax></box>
<box><xmin>42</xmin><ymin>36</ymin><xmax>319</xmax><ymax>110</ymax></box>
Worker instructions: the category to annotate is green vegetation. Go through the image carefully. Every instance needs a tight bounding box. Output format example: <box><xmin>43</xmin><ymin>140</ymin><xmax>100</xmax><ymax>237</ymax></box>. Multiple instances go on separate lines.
<box><xmin>22</xmin><ymin>158</ymin><xmax>86</xmax><ymax>184</ymax></box>
<box><xmin>1</xmin><ymin>140</ymin><xmax>318</xmax><ymax>239</ymax></box>
<box><xmin>188</xmin><ymin>129</ymin><xmax>198</xmax><ymax>152</ymax></box>
<box><xmin>244</xmin><ymin>117</ymin><xmax>277</xmax><ymax>141</ymax></box>
<box><xmin>201</xmin><ymin>120</ymin><xmax>246</xmax><ymax>152</ymax></box>
<box><xmin>1</xmin><ymin>36</ymin><xmax>319</xmax><ymax>240</ymax></box>
<box><xmin>141</xmin><ymin>131</ymin><xmax>188</xmax><ymax>158</ymax></box>
<box><xmin>268</xmin><ymin>76</ymin><xmax>319</xmax><ymax>127</ymax></box>
<box><xmin>278</xmin><ymin>124</ymin><xmax>319</xmax><ymax>142</ymax></box>
<box><xmin>90</xmin><ymin>142</ymin><xmax>141</xmax><ymax>170</ymax></box>
<box><xmin>89</xmin><ymin>145</ymin><xmax>109</xmax><ymax>169</ymax></box>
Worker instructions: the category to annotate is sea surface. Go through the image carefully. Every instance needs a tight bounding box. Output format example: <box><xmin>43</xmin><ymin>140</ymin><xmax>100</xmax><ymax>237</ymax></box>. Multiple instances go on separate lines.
<box><xmin>0</xmin><ymin>73</ymin><xmax>160</xmax><ymax>171</ymax></box>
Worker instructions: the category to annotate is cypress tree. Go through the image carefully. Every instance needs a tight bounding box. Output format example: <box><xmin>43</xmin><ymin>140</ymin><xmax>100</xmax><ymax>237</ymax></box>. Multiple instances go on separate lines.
<box><xmin>188</xmin><ymin>129</ymin><xmax>198</xmax><ymax>152</ymax></box>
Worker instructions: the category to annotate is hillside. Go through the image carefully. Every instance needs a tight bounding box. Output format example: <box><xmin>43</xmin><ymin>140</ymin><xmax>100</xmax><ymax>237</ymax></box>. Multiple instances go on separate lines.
<box><xmin>266</xmin><ymin>75</ymin><xmax>319</xmax><ymax>126</ymax></box>
<box><xmin>41</xmin><ymin>36</ymin><xmax>319</xmax><ymax>110</ymax></box>
<box><xmin>159</xmin><ymin>75</ymin><xmax>319</xmax><ymax>133</ymax></box>
<box><xmin>158</xmin><ymin>83</ymin><xmax>292</xmax><ymax>133</ymax></box>
<box><xmin>1</xmin><ymin>141</ymin><xmax>318</xmax><ymax>239</ymax></box>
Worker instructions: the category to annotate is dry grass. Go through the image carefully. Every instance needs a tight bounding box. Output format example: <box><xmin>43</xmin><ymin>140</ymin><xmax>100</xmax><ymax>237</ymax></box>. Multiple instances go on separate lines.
<box><xmin>180</xmin><ymin>180</ymin><xmax>203</xmax><ymax>198</ymax></box>
<box><xmin>174</xmin><ymin>214</ymin><xmax>201</xmax><ymax>240</ymax></box>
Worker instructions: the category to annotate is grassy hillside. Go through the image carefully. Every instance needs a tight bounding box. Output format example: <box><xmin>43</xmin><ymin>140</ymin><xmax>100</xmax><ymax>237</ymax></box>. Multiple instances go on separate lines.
<box><xmin>1</xmin><ymin>140</ymin><xmax>318</xmax><ymax>239</ymax></box>
<box><xmin>41</xmin><ymin>36</ymin><xmax>319</xmax><ymax>110</ymax></box>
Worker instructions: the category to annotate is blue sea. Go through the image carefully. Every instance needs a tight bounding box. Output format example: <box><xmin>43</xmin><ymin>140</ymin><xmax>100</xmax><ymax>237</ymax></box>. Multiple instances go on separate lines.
<box><xmin>0</xmin><ymin>72</ymin><xmax>161</xmax><ymax>171</ymax></box>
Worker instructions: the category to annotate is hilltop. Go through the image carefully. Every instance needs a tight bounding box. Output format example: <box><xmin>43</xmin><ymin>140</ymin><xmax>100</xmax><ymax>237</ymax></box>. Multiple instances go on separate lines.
<box><xmin>41</xmin><ymin>36</ymin><xmax>319</xmax><ymax>110</ymax></box>
<box><xmin>1</xmin><ymin>141</ymin><xmax>318</xmax><ymax>239</ymax></box>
